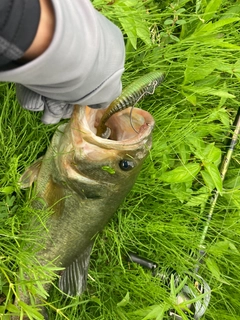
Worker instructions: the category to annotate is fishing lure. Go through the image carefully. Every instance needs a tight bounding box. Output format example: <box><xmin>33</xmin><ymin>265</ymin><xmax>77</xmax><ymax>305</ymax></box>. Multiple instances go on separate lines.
<box><xmin>96</xmin><ymin>71</ymin><xmax>165</xmax><ymax>138</ymax></box>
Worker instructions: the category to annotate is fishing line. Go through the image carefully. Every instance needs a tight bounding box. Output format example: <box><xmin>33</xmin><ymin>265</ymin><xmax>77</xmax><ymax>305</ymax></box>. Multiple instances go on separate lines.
<box><xmin>129</xmin><ymin>80</ymin><xmax>160</xmax><ymax>134</ymax></box>
<box><xmin>96</xmin><ymin>71</ymin><xmax>164</xmax><ymax>138</ymax></box>
<box><xmin>127</xmin><ymin>106</ymin><xmax>240</xmax><ymax>319</ymax></box>
<box><xmin>195</xmin><ymin>106</ymin><xmax>240</xmax><ymax>273</ymax></box>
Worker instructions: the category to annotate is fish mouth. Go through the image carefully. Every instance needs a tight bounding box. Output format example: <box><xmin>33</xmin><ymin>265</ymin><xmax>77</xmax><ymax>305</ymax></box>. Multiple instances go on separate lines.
<box><xmin>70</xmin><ymin>105</ymin><xmax>155</xmax><ymax>149</ymax></box>
<box><xmin>59</xmin><ymin>105</ymin><xmax>154</xmax><ymax>188</ymax></box>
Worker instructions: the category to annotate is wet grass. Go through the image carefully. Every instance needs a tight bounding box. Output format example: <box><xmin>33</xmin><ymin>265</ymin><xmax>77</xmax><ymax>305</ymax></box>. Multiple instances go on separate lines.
<box><xmin>1</xmin><ymin>0</ymin><xmax>240</xmax><ymax>319</ymax></box>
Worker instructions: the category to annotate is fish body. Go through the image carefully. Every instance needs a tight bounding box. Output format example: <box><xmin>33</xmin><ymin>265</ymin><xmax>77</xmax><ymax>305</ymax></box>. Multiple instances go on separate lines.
<box><xmin>96</xmin><ymin>71</ymin><xmax>164</xmax><ymax>137</ymax></box>
<box><xmin>14</xmin><ymin>104</ymin><xmax>154</xmax><ymax>319</ymax></box>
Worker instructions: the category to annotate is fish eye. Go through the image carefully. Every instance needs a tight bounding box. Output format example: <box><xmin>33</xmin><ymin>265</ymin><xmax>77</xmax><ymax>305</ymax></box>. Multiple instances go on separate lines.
<box><xmin>119</xmin><ymin>159</ymin><xmax>135</xmax><ymax>171</ymax></box>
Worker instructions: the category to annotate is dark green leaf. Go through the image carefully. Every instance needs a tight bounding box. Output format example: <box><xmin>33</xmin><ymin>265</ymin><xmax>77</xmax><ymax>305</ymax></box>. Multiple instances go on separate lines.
<box><xmin>164</xmin><ymin>19</ymin><xmax>174</xmax><ymax>25</ymax></box>
<box><xmin>185</xmin><ymin>193</ymin><xmax>209</xmax><ymax>207</ymax></box>
<box><xmin>201</xmin><ymin>170</ymin><xmax>215</xmax><ymax>191</ymax></box>
<box><xmin>160</xmin><ymin>163</ymin><xmax>201</xmax><ymax>183</ymax></box>
<box><xmin>202</xmin><ymin>0</ymin><xmax>222</xmax><ymax>21</ymax></box>
<box><xmin>202</xmin><ymin>143</ymin><xmax>222</xmax><ymax>166</ymax></box>
<box><xmin>117</xmin><ymin>292</ymin><xmax>130</xmax><ymax>307</ymax></box>
<box><xmin>204</xmin><ymin>163</ymin><xmax>222</xmax><ymax>192</ymax></box>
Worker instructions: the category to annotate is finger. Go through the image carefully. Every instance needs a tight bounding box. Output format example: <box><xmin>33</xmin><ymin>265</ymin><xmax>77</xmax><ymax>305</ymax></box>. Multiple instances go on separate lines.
<box><xmin>16</xmin><ymin>84</ymin><xmax>44</xmax><ymax>111</ymax></box>
<box><xmin>41</xmin><ymin>97</ymin><xmax>74</xmax><ymax>124</ymax></box>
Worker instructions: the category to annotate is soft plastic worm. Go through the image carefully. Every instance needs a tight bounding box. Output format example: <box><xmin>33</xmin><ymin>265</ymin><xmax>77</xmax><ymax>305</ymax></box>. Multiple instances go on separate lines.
<box><xmin>96</xmin><ymin>71</ymin><xmax>164</xmax><ymax>138</ymax></box>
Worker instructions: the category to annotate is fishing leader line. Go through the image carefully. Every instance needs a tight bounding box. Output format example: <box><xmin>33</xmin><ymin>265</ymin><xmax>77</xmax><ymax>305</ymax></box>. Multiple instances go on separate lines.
<box><xmin>195</xmin><ymin>106</ymin><xmax>240</xmax><ymax>273</ymax></box>
<box><xmin>129</xmin><ymin>79</ymin><xmax>161</xmax><ymax>134</ymax></box>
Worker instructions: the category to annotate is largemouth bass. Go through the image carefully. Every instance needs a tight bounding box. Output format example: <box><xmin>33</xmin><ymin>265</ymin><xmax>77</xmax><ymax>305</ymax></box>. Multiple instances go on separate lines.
<box><xmin>13</xmin><ymin>104</ymin><xmax>154</xmax><ymax>319</ymax></box>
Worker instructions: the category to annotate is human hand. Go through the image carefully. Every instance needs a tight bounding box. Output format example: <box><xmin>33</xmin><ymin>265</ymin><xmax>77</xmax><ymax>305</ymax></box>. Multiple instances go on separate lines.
<box><xmin>16</xmin><ymin>84</ymin><xmax>74</xmax><ymax>124</ymax></box>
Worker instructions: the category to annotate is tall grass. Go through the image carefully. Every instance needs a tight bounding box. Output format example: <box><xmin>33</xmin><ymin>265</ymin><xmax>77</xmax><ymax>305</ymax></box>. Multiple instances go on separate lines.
<box><xmin>1</xmin><ymin>0</ymin><xmax>240</xmax><ymax>319</ymax></box>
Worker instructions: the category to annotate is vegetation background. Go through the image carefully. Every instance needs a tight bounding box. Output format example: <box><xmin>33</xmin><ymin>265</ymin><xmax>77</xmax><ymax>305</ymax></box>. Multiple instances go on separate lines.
<box><xmin>1</xmin><ymin>0</ymin><xmax>240</xmax><ymax>319</ymax></box>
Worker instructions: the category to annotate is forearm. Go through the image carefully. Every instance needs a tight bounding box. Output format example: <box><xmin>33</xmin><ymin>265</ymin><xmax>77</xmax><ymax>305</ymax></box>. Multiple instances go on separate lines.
<box><xmin>22</xmin><ymin>0</ymin><xmax>55</xmax><ymax>62</ymax></box>
<box><xmin>0</xmin><ymin>0</ymin><xmax>41</xmax><ymax>67</ymax></box>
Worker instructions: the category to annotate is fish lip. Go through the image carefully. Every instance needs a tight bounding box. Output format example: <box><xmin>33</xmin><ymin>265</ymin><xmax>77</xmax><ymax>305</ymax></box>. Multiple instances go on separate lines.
<box><xmin>71</xmin><ymin>105</ymin><xmax>155</xmax><ymax>149</ymax></box>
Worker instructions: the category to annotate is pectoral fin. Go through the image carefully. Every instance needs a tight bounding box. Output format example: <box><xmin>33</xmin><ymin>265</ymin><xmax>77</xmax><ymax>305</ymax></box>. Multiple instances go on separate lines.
<box><xmin>59</xmin><ymin>243</ymin><xmax>93</xmax><ymax>296</ymax></box>
<box><xmin>19</xmin><ymin>157</ymin><xmax>43</xmax><ymax>189</ymax></box>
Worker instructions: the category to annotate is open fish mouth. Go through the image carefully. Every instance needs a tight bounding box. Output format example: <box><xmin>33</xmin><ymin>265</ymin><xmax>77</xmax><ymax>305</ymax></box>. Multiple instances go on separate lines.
<box><xmin>71</xmin><ymin>105</ymin><xmax>155</xmax><ymax>148</ymax></box>
<box><xmin>57</xmin><ymin>105</ymin><xmax>155</xmax><ymax>187</ymax></box>
<box><xmin>95</xmin><ymin>106</ymin><xmax>154</xmax><ymax>142</ymax></box>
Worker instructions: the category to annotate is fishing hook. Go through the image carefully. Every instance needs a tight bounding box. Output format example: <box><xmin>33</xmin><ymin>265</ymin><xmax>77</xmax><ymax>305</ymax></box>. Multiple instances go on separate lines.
<box><xmin>129</xmin><ymin>79</ymin><xmax>160</xmax><ymax>134</ymax></box>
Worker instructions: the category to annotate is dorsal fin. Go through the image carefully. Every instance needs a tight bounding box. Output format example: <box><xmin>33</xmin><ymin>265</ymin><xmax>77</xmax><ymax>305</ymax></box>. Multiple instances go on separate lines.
<box><xmin>59</xmin><ymin>243</ymin><xmax>93</xmax><ymax>296</ymax></box>
<box><xmin>19</xmin><ymin>157</ymin><xmax>43</xmax><ymax>189</ymax></box>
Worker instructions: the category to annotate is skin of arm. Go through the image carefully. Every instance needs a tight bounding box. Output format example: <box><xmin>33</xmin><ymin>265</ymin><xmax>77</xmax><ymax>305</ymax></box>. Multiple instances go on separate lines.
<box><xmin>22</xmin><ymin>0</ymin><xmax>55</xmax><ymax>61</ymax></box>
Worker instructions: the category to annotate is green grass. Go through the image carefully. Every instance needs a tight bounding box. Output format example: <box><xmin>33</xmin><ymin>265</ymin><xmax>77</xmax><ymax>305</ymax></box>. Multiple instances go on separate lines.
<box><xmin>1</xmin><ymin>0</ymin><xmax>240</xmax><ymax>319</ymax></box>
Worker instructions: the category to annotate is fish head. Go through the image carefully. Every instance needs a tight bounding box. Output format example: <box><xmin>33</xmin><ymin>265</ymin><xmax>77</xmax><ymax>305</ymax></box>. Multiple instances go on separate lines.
<box><xmin>56</xmin><ymin>105</ymin><xmax>154</xmax><ymax>199</ymax></box>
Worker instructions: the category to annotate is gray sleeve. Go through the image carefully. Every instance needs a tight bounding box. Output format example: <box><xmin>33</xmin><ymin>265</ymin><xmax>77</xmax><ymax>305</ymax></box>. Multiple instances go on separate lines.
<box><xmin>0</xmin><ymin>0</ymin><xmax>125</xmax><ymax>109</ymax></box>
